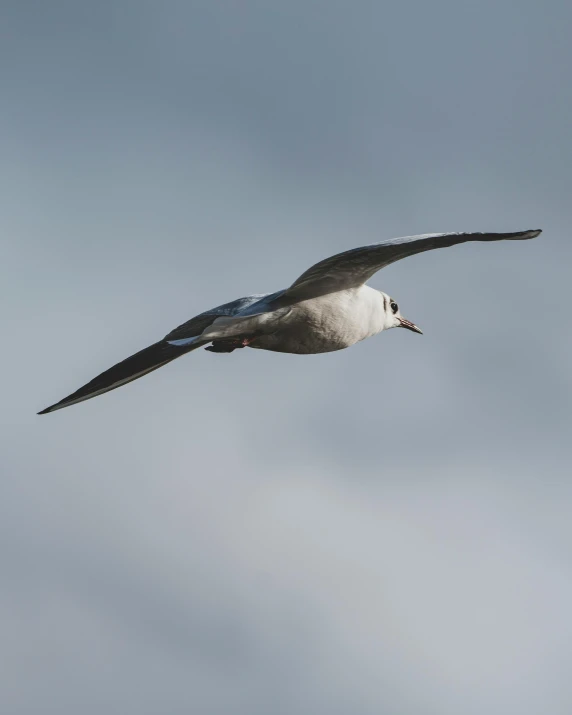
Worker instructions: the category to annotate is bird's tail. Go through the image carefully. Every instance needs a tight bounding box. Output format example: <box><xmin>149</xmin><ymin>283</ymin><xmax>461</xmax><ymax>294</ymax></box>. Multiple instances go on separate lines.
<box><xmin>38</xmin><ymin>339</ymin><xmax>204</xmax><ymax>415</ymax></box>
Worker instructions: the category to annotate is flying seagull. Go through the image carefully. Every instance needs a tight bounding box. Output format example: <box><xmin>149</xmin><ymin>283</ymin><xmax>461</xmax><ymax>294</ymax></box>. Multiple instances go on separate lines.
<box><xmin>38</xmin><ymin>229</ymin><xmax>541</xmax><ymax>414</ymax></box>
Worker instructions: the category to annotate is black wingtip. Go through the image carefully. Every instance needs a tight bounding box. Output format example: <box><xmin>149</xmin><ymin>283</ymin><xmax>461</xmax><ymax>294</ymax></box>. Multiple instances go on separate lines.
<box><xmin>37</xmin><ymin>401</ymin><xmax>64</xmax><ymax>415</ymax></box>
<box><xmin>497</xmin><ymin>228</ymin><xmax>542</xmax><ymax>241</ymax></box>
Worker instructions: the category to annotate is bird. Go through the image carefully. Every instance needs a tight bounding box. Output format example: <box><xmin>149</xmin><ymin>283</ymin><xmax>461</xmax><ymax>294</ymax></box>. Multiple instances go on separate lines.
<box><xmin>38</xmin><ymin>229</ymin><xmax>541</xmax><ymax>414</ymax></box>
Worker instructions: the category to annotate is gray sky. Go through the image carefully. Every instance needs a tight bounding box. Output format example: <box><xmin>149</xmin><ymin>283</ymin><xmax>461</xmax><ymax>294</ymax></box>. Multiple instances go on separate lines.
<box><xmin>2</xmin><ymin>1</ymin><xmax>571</xmax><ymax>713</ymax></box>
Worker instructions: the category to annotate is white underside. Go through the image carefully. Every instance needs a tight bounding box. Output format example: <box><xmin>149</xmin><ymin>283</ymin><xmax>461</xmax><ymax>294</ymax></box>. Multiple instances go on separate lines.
<box><xmin>169</xmin><ymin>286</ymin><xmax>387</xmax><ymax>355</ymax></box>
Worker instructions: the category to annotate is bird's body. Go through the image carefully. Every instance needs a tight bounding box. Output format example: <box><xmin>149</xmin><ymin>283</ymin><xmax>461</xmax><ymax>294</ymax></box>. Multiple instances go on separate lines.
<box><xmin>38</xmin><ymin>229</ymin><xmax>541</xmax><ymax>414</ymax></box>
<box><xmin>241</xmin><ymin>286</ymin><xmax>386</xmax><ymax>354</ymax></box>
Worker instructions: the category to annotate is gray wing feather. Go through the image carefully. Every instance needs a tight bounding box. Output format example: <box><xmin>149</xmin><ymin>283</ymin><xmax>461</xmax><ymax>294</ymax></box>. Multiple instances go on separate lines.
<box><xmin>282</xmin><ymin>230</ymin><xmax>541</xmax><ymax>300</ymax></box>
<box><xmin>164</xmin><ymin>291</ymin><xmax>283</xmax><ymax>342</ymax></box>
<box><xmin>38</xmin><ymin>292</ymin><xmax>286</xmax><ymax>413</ymax></box>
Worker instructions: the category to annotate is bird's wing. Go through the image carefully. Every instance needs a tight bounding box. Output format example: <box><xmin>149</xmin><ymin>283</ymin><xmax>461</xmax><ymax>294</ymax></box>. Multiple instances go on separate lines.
<box><xmin>281</xmin><ymin>230</ymin><xmax>541</xmax><ymax>300</ymax></box>
<box><xmin>37</xmin><ymin>339</ymin><xmax>204</xmax><ymax>414</ymax></box>
<box><xmin>38</xmin><ymin>293</ymin><xmax>276</xmax><ymax>414</ymax></box>
<box><xmin>163</xmin><ymin>292</ymin><xmax>276</xmax><ymax>342</ymax></box>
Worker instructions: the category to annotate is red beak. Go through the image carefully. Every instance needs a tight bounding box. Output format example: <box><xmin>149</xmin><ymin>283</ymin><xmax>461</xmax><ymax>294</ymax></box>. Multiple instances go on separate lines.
<box><xmin>398</xmin><ymin>317</ymin><xmax>423</xmax><ymax>334</ymax></box>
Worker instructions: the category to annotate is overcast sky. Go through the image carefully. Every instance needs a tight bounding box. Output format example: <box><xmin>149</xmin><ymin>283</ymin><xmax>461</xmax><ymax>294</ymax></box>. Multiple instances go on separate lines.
<box><xmin>1</xmin><ymin>2</ymin><xmax>571</xmax><ymax>713</ymax></box>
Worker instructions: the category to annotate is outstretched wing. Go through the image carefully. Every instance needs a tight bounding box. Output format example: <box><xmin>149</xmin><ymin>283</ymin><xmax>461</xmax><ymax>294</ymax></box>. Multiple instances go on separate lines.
<box><xmin>37</xmin><ymin>339</ymin><xmax>202</xmax><ymax>414</ymax></box>
<box><xmin>282</xmin><ymin>230</ymin><xmax>541</xmax><ymax>300</ymax></box>
<box><xmin>164</xmin><ymin>292</ymin><xmax>279</xmax><ymax>343</ymax></box>
<box><xmin>38</xmin><ymin>292</ymin><xmax>277</xmax><ymax>414</ymax></box>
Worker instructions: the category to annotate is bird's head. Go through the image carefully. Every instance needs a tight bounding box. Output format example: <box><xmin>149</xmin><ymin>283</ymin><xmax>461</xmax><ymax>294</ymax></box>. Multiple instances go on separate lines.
<box><xmin>379</xmin><ymin>292</ymin><xmax>423</xmax><ymax>335</ymax></box>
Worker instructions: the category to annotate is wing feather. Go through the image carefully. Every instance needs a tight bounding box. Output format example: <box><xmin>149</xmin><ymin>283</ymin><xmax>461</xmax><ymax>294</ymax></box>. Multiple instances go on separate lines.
<box><xmin>282</xmin><ymin>230</ymin><xmax>541</xmax><ymax>300</ymax></box>
<box><xmin>164</xmin><ymin>293</ymin><xmax>277</xmax><ymax>342</ymax></box>
<box><xmin>38</xmin><ymin>292</ymin><xmax>279</xmax><ymax>414</ymax></box>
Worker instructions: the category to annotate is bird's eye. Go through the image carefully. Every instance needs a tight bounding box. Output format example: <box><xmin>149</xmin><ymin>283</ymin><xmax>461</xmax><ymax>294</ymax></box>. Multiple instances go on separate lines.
<box><xmin>390</xmin><ymin>301</ymin><xmax>398</xmax><ymax>314</ymax></box>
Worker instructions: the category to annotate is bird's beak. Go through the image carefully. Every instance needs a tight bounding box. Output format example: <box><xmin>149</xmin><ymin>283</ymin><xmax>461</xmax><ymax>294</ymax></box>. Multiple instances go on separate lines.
<box><xmin>398</xmin><ymin>317</ymin><xmax>423</xmax><ymax>334</ymax></box>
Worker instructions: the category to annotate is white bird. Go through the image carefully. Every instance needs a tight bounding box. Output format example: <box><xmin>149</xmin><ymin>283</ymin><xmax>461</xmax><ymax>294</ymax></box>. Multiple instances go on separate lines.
<box><xmin>38</xmin><ymin>229</ymin><xmax>541</xmax><ymax>414</ymax></box>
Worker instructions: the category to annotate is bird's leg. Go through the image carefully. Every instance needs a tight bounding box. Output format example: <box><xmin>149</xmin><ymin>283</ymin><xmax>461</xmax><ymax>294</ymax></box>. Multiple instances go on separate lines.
<box><xmin>205</xmin><ymin>336</ymin><xmax>254</xmax><ymax>353</ymax></box>
<box><xmin>205</xmin><ymin>339</ymin><xmax>241</xmax><ymax>353</ymax></box>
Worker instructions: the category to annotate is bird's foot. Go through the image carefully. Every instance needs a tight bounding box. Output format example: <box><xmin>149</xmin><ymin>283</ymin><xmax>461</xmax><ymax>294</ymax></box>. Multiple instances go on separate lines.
<box><xmin>205</xmin><ymin>337</ymin><xmax>253</xmax><ymax>353</ymax></box>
